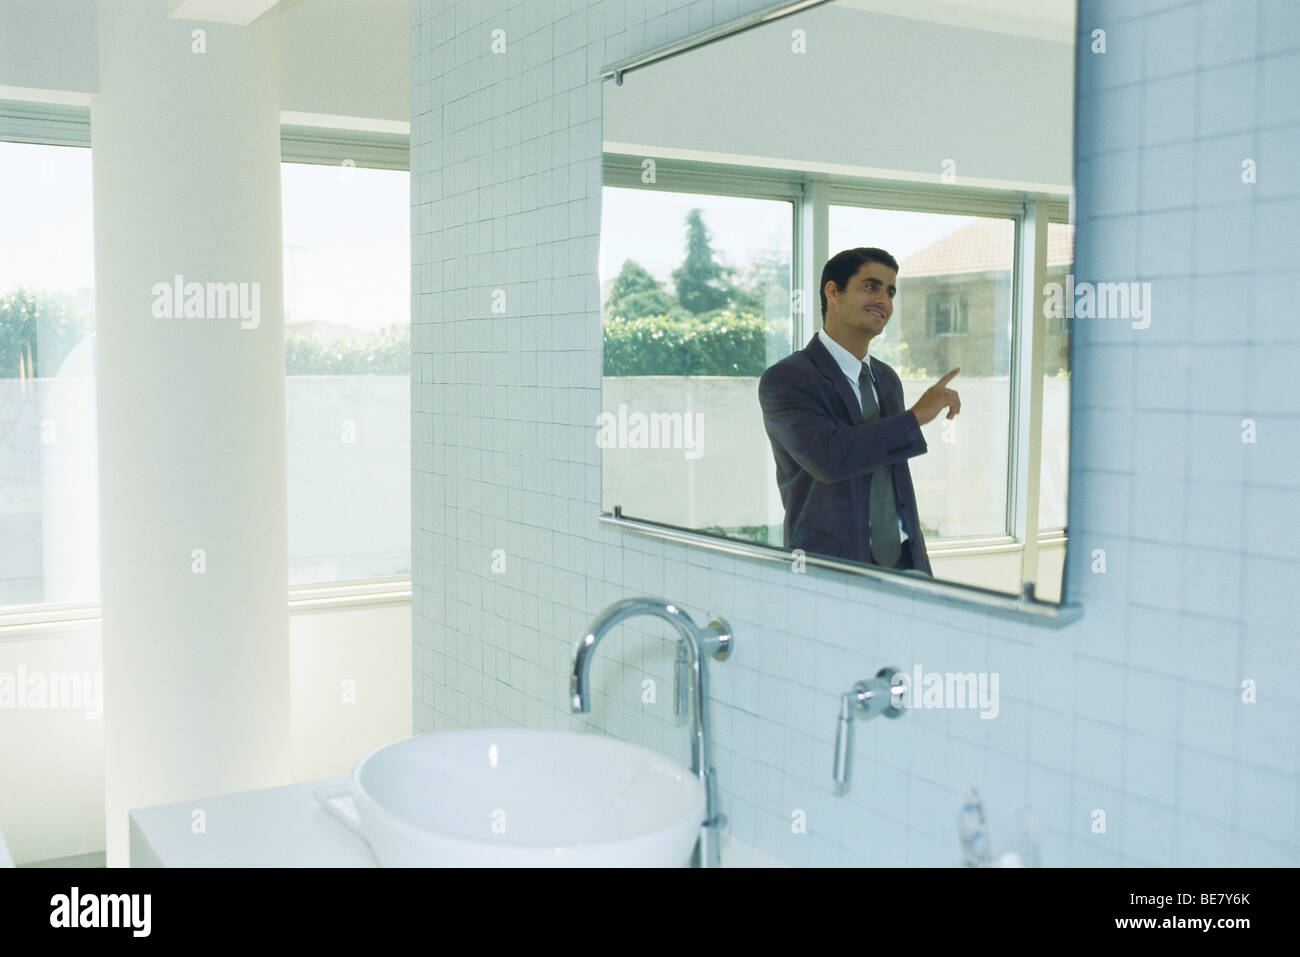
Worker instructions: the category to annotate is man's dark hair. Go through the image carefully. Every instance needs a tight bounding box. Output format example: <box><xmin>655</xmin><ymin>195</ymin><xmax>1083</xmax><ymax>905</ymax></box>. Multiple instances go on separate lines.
<box><xmin>819</xmin><ymin>247</ymin><xmax>900</xmax><ymax>319</ymax></box>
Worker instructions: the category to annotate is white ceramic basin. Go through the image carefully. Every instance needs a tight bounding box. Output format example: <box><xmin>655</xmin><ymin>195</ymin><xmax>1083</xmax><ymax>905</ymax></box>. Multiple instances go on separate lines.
<box><xmin>319</xmin><ymin>729</ymin><xmax>705</xmax><ymax>867</ymax></box>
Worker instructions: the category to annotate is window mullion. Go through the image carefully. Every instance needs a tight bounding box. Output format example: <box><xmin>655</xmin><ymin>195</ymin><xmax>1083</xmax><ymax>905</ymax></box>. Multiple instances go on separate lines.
<box><xmin>1014</xmin><ymin>199</ymin><xmax>1050</xmax><ymax>590</ymax></box>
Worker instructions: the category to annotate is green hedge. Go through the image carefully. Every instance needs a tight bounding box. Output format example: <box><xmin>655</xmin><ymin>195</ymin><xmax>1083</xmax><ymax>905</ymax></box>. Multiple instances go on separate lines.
<box><xmin>285</xmin><ymin>326</ymin><xmax>409</xmax><ymax>375</ymax></box>
<box><xmin>603</xmin><ymin>310</ymin><xmax>789</xmax><ymax>376</ymax></box>
<box><xmin>1</xmin><ymin>287</ymin><xmax>412</xmax><ymax>378</ymax></box>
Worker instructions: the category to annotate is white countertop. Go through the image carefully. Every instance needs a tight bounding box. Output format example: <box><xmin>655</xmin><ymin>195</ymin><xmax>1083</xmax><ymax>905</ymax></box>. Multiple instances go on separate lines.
<box><xmin>128</xmin><ymin>777</ymin><xmax>782</xmax><ymax>867</ymax></box>
<box><xmin>129</xmin><ymin>777</ymin><xmax>379</xmax><ymax>867</ymax></box>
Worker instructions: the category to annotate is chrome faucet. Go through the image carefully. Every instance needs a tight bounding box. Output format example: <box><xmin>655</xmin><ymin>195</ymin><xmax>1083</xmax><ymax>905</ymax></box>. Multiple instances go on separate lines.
<box><xmin>570</xmin><ymin>597</ymin><xmax>733</xmax><ymax>868</ymax></box>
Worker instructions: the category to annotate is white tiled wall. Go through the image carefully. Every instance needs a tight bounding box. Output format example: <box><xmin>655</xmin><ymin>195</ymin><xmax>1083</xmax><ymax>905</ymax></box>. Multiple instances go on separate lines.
<box><xmin>411</xmin><ymin>0</ymin><xmax>1299</xmax><ymax>866</ymax></box>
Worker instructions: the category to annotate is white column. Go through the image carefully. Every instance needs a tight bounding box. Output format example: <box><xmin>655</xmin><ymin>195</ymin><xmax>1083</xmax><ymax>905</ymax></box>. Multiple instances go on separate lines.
<box><xmin>92</xmin><ymin>0</ymin><xmax>289</xmax><ymax>866</ymax></box>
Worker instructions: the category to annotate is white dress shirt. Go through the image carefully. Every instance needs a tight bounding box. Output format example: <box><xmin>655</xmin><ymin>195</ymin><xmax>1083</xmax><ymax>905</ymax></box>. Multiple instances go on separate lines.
<box><xmin>817</xmin><ymin>329</ymin><xmax>909</xmax><ymax>543</ymax></box>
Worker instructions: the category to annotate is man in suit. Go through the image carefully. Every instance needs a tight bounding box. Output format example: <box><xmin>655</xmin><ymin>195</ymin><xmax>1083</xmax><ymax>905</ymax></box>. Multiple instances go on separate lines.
<box><xmin>758</xmin><ymin>247</ymin><xmax>961</xmax><ymax>575</ymax></box>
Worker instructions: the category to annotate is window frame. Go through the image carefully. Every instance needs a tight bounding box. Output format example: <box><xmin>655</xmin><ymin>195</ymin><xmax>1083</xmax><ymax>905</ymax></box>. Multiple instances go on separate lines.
<box><xmin>1037</xmin><ymin>216</ymin><xmax>1074</xmax><ymax>533</ymax></box>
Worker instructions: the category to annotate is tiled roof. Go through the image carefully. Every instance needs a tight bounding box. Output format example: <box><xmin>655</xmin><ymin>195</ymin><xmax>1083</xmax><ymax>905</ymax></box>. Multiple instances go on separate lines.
<box><xmin>900</xmin><ymin>219</ymin><xmax>1074</xmax><ymax>277</ymax></box>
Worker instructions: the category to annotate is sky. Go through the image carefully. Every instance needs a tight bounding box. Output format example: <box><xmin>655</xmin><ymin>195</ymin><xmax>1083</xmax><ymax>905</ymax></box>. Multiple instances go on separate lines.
<box><xmin>599</xmin><ymin>184</ymin><xmax>984</xmax><ymax>292</ymax></box>
<box><xmin>0</xmin><ymin>141</ymin><xmax>409</xmax><ymax>339</ymax></box>
<box><xmin>0</xmin><ymin>143</ymin><xmax>96</xmax><ymax>297</ymax></box>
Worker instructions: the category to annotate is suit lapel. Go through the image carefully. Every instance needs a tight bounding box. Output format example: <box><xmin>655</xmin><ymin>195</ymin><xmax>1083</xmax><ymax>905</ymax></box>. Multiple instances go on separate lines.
<box><xmin>805</xmin><ymin>334</ymin><xmax>863</xmax><ymax>424</ymax></box>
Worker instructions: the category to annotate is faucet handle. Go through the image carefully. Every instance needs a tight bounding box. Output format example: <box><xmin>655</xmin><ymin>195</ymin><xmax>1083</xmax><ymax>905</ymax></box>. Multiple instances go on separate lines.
<box><xmin>832</xmin><ymin>668</ymin><xmax>905</xmax><ymax>789</ymax></box>
<box><xmin>832</xmin><ymin>690</ymin><xmax>856</xmax><ymax>786</ymax></box>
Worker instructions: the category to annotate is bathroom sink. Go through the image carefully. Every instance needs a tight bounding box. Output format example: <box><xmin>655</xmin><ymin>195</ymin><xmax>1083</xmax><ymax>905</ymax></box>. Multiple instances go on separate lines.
<box><xmin>315</xmin><ymin>729</ymin><xmax>705</xmax><ymax>866</ymax></box>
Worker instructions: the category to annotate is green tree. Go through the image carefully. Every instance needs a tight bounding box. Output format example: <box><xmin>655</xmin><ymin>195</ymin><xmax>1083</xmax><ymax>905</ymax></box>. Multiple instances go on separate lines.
<box><xmin>603</xmin><ymin>260</ymin><xmax>676</xmax><ymax>321</ymax></box>
<box><xmin>671</xmin><ymin>209</ymin><xmax>731</xmax><ymax>314</ymax></box>
<box><xmin>0</xmin><ymin>287</ymin><xmax>93</xmax><ymax>378</ymax></box>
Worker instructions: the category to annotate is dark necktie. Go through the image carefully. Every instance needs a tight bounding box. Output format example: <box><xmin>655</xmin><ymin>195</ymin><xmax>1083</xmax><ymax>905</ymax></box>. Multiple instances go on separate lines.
<box><xmin>859</xmin><ymin>363</ymin><xmax>901</xmax><ymax>568</ymax></box>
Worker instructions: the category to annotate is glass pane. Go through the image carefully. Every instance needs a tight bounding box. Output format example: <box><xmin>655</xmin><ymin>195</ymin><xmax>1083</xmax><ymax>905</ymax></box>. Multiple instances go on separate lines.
<box><xmin>1039</xmin><ymin>222</ymin><xmax>1072</xmax><ymax>530</ymax></box>
<box><xmin>829</xmin><ymin>206</ymin><xmax>1015</xmax><ymax>541</ymax></box>
<box><xmin>0</xmin><ymin>142</ymin><xmax>98</xmax><ymax>608</ymax></box>
<box><xmin>599</xmin><ymin>186</ymin><xmax>794</xmax><ymax>544</ymax></box>
<box><xmin>282</xmin><ymin>162</ymin><xmax>411</xmax><ymax>585</ymax></box>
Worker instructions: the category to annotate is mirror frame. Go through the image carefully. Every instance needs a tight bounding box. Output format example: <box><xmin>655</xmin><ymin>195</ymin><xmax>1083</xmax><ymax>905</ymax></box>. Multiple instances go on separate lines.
<box><xmin>597</xmin><ymin>0</ymin><xmax>1083</xmax><ymax>626</ymax></box>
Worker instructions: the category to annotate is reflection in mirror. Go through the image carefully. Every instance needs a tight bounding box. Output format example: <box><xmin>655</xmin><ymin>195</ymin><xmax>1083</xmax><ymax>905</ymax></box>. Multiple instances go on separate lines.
<box><xmin>600</xmin><ymin>0</ymin><xmax>1076</xmax><ymax>602</ymax></box>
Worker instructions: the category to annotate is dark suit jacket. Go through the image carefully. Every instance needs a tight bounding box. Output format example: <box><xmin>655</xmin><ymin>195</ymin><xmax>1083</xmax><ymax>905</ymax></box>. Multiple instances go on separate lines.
<box><xmin>758</xmin><ymin>334</ymin><xmax>933</xmax><ymax>575</ymax></box>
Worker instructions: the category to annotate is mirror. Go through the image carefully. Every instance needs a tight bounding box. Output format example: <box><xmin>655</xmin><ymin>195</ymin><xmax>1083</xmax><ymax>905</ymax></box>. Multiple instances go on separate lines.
<box><xmin>599</xmin><ymin>0</ymin><xmax>1076</xmax><ymax>603</ymax></box>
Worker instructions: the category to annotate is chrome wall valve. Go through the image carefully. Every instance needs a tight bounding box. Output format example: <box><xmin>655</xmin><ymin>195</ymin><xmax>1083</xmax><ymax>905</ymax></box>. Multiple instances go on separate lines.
<box><xmin>832</xmin><ymin>667</ymin><xmax>905</xmax><ymax>788</ymax></box>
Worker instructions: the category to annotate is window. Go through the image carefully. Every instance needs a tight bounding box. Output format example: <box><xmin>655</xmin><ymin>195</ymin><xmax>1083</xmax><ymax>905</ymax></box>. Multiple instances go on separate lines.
<box><xmin>599</xmin><ymin>181</ymin><xmax>794</xmax><ymax>544</ymax></box>
<box><xmin>281</xmin><ymin>161</ymin><xmax>411</xmax><ymax>586</ymax></box>
<box><xmin>928</xmin><ymin>293</ymin><xmax>970</xmax><ymax>336</ymax></box>
<box><xmin>600</xmin><ymin>168</ymin><xmax>1068</xmax><ymax>593</ymax></box>
<box><xmin>0</xmin><ymin>121</ymin><xmax>411</xmax><ymax>613</ymax></box>
<box><xmin>0</xmin><ymin>140</ymin><xmax>97</xmax><ymax>608</ymax></box>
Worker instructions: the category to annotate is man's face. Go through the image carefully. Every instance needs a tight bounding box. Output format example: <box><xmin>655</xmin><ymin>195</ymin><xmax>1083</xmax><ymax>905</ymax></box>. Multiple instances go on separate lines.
<box><xmin>827</xmin><ymin>261</ymin><xmax>897</xmax><ymax>337</ymax></box>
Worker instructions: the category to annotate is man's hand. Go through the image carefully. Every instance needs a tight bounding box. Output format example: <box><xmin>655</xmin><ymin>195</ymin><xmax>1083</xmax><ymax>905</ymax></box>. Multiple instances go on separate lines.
<box><xmin>909</xmin><ymin>367</ymin><xmax>961</xmax><ymax>426</ymax></box>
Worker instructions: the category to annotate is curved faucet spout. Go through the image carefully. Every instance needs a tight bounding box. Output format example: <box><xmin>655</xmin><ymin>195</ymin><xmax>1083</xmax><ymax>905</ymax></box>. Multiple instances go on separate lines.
<box><xmin>569</xmin><ymin>596</ymin><xmax>733</xmax><ymax>868</ymax></box>
<box><xmin>571</xmin><ymin>597</ymin><xmax>702</xmax><ymax>714</ymax></box>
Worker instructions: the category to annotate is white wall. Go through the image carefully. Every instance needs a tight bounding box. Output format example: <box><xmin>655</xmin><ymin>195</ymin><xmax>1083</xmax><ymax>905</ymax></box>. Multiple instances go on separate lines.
<box><xmin>411</xmin><ymin>0</ymin><xmax>1299</xmax><ymax>867</ymax></box>
<box><xmin>0</xmin><ymin>605</ymin><xmax>410</xmax><ymax>865</ymax></box>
